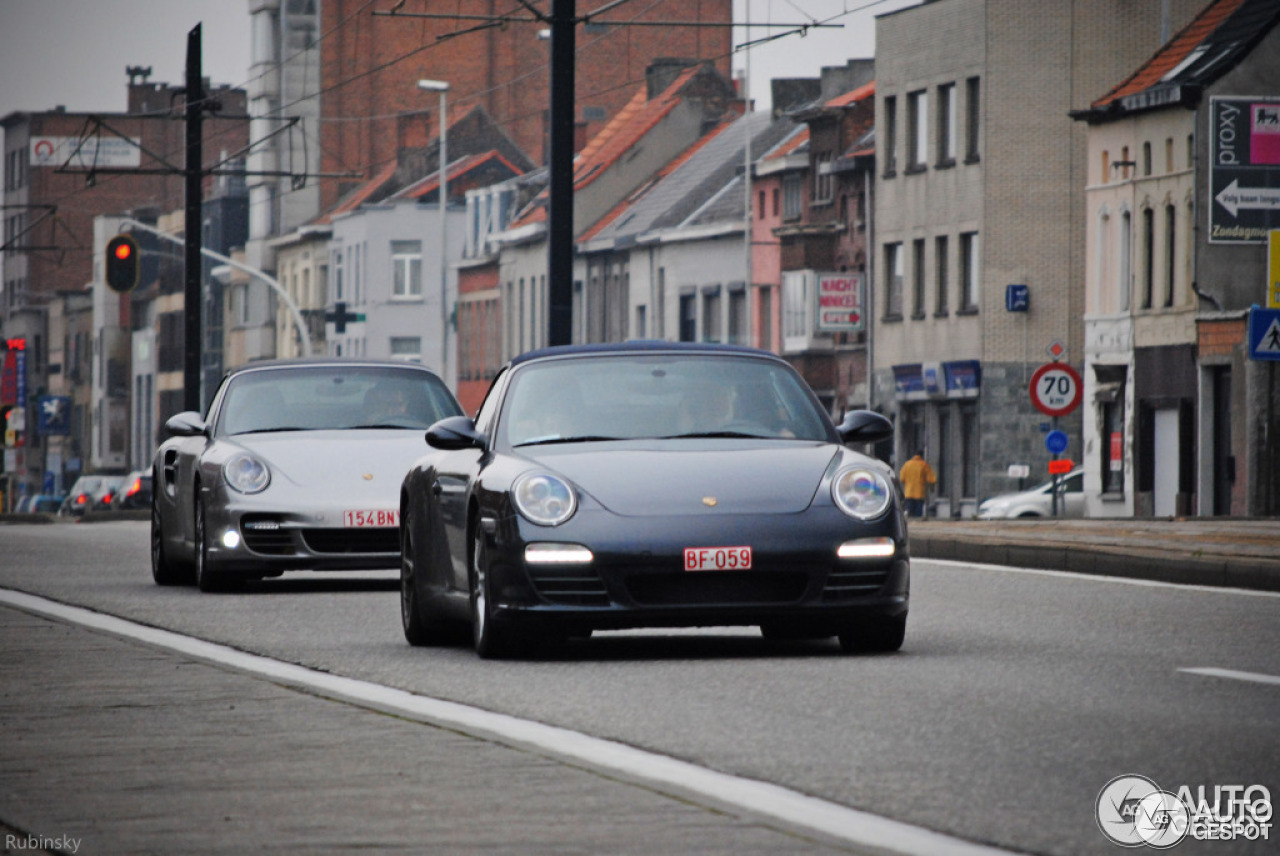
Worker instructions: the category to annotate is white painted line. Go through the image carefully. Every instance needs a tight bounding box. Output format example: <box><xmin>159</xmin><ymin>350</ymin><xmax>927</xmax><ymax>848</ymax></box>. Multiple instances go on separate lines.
<box><xmin>0</xmin><ymin>587</ymin><xmax>1025</xmax><ymax>856</ymax></box>
<box><xmin>1179</xmin><ymin>667</ymin><xmax>1280</xmax><ymax>687</ymax></box>
<box><xmin>917</xmin><ymin>558</ymin><xmax>1280</xmax><ymax>598</ymax></box>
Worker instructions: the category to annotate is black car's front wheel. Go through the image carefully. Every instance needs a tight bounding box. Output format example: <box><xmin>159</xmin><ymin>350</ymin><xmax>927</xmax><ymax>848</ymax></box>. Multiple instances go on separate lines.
<box><xmin>837</xmin><ymin>614</ymin><xmax>906</xmax><ymax>654</ymax></box>
<box><xmin>469</xmin><ymin>529</ymin><xmax>521</xmax><ymax>659</ymax></box>
<box><xmin>401</xmin><ymin>511</ymin><xmax>454</xmax><ymax>646</ymax></box>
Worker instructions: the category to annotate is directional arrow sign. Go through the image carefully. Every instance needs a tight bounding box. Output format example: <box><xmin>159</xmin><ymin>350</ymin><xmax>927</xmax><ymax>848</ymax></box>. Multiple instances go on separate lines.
<box><xmin>1215</xmin><ymin>179</ymin><xmax>1280</xmax><ymax>218</ymax></box>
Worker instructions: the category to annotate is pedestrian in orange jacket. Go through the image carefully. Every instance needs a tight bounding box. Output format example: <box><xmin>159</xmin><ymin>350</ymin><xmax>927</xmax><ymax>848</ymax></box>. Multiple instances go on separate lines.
<box><xmin>898</xmin><ymin>451</ymin><xmax>936</xmax><ymax>519</ymax></box>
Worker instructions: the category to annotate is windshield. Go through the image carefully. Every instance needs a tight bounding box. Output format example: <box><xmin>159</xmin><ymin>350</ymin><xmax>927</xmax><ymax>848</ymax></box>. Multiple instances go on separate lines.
<box><xmin>217</xmin><ymin>365</ymin><xmax>461</xmax><ymax>435</ymax></box>
<box><xmin>500</xmin><ymin>354</ymin><xmax>831</xmax><ymax>447</ymax></box>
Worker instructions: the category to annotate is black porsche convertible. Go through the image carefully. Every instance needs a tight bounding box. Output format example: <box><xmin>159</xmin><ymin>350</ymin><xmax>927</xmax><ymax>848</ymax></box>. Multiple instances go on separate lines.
<box><xmin>399</xmin><ymin>342</ymin><xmax>908</xmax><ymax>658</ymax></box>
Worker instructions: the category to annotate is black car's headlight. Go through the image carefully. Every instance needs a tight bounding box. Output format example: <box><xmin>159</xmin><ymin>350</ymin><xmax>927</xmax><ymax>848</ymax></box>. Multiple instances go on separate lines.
<box><xmin>512</xmin><ymin>472</ymin><xmax>577</xmax><ymax>526</ymax></box>
<box><xmin>224</xmin><ymin>452</ymin><xmax>271</xmax><ymax>494</ymax></box>
<box><xmin>832</xmin><ymin>467</ymin><xmax>891</xmax><ymax>520</ymax></box>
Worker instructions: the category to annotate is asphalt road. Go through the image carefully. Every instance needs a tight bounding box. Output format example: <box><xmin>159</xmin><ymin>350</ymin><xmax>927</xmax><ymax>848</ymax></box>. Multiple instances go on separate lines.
<box><xmin>1</xmin><ymin>520</ymin><xmax>1277</xmax><ymax>855</ymax></box>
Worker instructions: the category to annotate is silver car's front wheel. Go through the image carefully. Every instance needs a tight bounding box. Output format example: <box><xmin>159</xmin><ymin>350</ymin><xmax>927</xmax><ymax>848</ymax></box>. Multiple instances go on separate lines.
<box><xmin>194</xmin><ymin>497</ymin><xmax>239</xmax><ymax>593</ymax></box>
<box><xmin>151</xmin><ymin>494</ymin><xmax>192</xmax><ymax>586</ymax></box>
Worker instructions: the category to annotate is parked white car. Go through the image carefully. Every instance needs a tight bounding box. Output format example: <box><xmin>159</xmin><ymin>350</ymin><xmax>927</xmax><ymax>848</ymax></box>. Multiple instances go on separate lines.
<box><xmin>977</xmin><ymin>470</ymin><xmax>1084</xmax><ymax>519</ymax></box>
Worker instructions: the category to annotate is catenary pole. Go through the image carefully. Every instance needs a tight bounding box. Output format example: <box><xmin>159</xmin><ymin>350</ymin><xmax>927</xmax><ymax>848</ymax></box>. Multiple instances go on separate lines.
<box><xmin>183</xmin><ymin>25</ymin><xmax>204</xmax><ymax>412</ymax></box>
<box><xmin>547</xmin><ymin>0</ymin><xmax>575</xmax><ymax>346</ymax></box>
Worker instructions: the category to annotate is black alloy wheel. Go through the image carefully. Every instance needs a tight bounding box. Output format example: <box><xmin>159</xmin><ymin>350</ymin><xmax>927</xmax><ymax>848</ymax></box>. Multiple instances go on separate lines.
<box><xmin>837</xmin><ymin>614</ymin><xmax>906</xmax><ymax>654</ymax></box>
<box><xmin>400</xmin><ymin>511</ymin><xmax>453</xmax><ymax>646</ymax></box>
<box><xmin>469</xmin><ymin>528</ymin><xmax>520</xmax><ymax>659</ymax></box>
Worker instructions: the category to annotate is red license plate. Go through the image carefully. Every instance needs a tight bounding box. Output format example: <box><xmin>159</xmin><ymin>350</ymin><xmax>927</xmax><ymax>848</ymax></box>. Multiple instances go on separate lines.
<box><xmin>684</xmin><ymin>546</ymin><xmax>752</xmax><ymax>571</ymax></box>
<box><xmin>343</xmin><ymin>509</ymin><xmax>399</xmax><ymax>528</ymax></box>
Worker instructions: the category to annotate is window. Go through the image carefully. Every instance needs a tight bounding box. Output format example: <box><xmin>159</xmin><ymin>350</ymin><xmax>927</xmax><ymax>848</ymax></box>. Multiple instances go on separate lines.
<box><xmin>884</xmin><ymin>243</ymin><xmax>904</xmax><ymax>319</ymax></box>
<box><xmin>1141</xmin><ymin>208</ymin><xmax>1155</xmax><ymax>309</ymax></box>
<box><xmin>679</xmin><ymin>293</ymin><xmax>697</xmax><ymax>342</ymax></box>
<box><xmin>961</xmin><ymin>402</ymin><xmax>978</xmax><ymax>497</ymax></box>
<box><xmin>959</xmin><ymin>232</ymin><xmax>978</xmax><ymax>312</ymax></box>
<box><xmin>758</xmin><ymin>286</ymin><xmax>773</xmax><ymax>351</ymax></box>
<box><xmin>702</xmin><ymin>287</ymin><xmax>722</xmax><ymax>343</ymax></box>
<box><xmin>912</xmin><ymin>239</ymin><xmax>927</xmax><ymax>318</ymax></box>
<box><xmin>783</xmin><ymin>173</ymin><xmax>803</xmax><ymax>220</ymax></box>
<box><xmin>389</xmin><ymin>336</ymin><xmax>421</xmax><ymax>361</ymax></box>
<box><xmin>1119</xmin><ymin>211</ymin><xmax>1132</xmax><ymax>311</ymax></box>
<box><xmin>1164</xmin><ymin>205</ymin><xmax>1176</xmax><ymax>308</ymax></box>
<box><xmin>758</xmin><ymin>190</ymin><xmax>766</xmax><ymax>220</ymax></box>
<box><xmin>656</xmin><ymin>267</ymin><xmax>666</xmax><ymax>339</ymax></box>
<box><xmin>772</xmin><ymin>187</ymin><xmax>779</xmax><ymax>217</ymax></box>
<box><xmin>965</xmin><ymin>77</ymin><xmax>981</xmax><ymax>161</ymax></box>
<box><xmin>728</xmin><ymin>287</ymin><xmax>747</xmax><ymax>345</ymax></box>
<box><xmin>907</xmin><ymin>90</ymin><xmax>928</xmax><ymax>170</ymax></box>
<box><xmin>1102</xmin><ymin>150</ymin><xmax>1110</xmax><ymax>182</ymax></box>
<box><xmin>1165</xmin><ymin>138</ymin><xmax>1174</xmax><ymax>173</ymax></box>
<box><xmin>813</xmin><ymin>151</ymin><xmax>833</xmax><ymax>203</ymax></box>
<box><xmin>635</xmin><ymin>305</ymin><xmax>647</xmax><ymax>339</ymax></box>
<box><xmin>935</xmin><ymin>235</ymin><xmax>949</xmax><ymax>316</ymax></box>
<box><xmin>883</xmin><ymin>95</ymin><xmax>898</xmax><ymax>175</ymax></box>
<box><xmin>1142</xmin><ymin>142</ymin><xmax>1152</xmax><ymax>176</ymax></box>
<box><xmin>937</xmin><ymin>83</ymin><xmax>956</xmax><ymax>165</ymax></box>
<box><xmin>391</xmin><ymin>240</ymin><xmax>422</xmax><ymax>299</ymax></box>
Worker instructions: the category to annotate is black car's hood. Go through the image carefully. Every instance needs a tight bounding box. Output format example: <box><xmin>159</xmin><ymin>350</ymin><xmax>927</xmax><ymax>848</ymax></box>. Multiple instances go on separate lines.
<box><xmin>521</xmin><ymin>440</ymin><xmax>840</xmax><ymax>516</ymax></box>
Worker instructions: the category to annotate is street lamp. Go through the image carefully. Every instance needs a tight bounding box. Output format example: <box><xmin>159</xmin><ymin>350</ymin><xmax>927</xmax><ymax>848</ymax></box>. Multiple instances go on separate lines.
<box><xmin>418</xmin><ymin>79</ymin><xmax>450</xmax><ymax>383</ymax></box>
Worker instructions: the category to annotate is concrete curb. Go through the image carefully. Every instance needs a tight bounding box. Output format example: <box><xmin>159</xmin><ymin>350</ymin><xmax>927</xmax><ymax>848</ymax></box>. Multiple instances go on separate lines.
<box><xmin>910</xmin><ymin>526</ymin><xmax>1280</xmax><ymax>592</ymax></box>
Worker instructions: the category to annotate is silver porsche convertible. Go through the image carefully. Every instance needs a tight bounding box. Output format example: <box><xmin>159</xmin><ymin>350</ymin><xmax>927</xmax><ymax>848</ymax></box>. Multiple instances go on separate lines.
<box><xmin>151</xmin><ymin>359</ymin><xmax>463</xmax><ymax>591</ymax></box>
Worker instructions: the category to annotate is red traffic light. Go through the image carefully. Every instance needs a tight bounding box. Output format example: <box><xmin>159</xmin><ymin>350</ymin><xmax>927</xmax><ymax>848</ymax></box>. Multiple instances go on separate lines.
<box><xmin>104</xmin><ymin>234</ymin><xmax>140</xmax><ymax>293</ymax></box>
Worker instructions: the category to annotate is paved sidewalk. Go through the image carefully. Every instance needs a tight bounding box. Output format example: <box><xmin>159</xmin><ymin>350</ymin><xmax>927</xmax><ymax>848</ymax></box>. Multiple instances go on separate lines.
<box><xmin>0</xmin><ymin>605</ymin><xmax>860</xmax><ymax>856</ymax></box>
<box><xmin>908</xmin><ymin>518</ymin><xmax>1280</xmax><ymax>591</ymax></box>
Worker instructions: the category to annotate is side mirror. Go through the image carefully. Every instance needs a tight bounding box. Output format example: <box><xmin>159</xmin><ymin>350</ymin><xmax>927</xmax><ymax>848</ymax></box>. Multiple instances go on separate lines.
<box><xmin>426</xmin><ymin>415</ymin><xmax>487</xmax><ymax>451</ymax></box>
<box><xmin>838</xmin><ymin>410</ymin><xmax>893</xmax><ymax>444</ymax></box>
<box><xmin>164</xmin><ymin>411</ymin><xmax>207</xmax><ymax>438</ymax></box>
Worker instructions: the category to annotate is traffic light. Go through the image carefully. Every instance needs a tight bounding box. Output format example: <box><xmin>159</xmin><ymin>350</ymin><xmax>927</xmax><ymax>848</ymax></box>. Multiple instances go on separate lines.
<box><xmin>105</xmin><ymin>234</ymin><xmax>140</xmax><ymax>293</ymax></box>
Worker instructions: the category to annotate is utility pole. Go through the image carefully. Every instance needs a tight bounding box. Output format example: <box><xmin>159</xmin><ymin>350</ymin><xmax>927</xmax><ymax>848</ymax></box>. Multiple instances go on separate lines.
<box><xmin>547</xmin><ymin>0</ymin><xmax>576</xmax><ymax>347</ymax></box>
<box><xmin>183</xmin><ymin>25</ymin><xmax>205</xmax><ymax>413</ymax></box>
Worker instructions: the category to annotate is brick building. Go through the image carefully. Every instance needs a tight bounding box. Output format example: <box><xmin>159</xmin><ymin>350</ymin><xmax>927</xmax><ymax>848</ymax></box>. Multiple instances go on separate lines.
<box><xmin>316</xmin><ymin>0</ymin><xmax>733</xmax><ymax>215</ymax></box>
<box><xmin>1</xmin><ymin>76</ymin><xmax>248</xmax><ymax>502</ymax></box>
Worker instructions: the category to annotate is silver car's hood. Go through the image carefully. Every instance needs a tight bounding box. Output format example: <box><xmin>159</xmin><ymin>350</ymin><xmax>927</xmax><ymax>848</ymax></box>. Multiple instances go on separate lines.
<box><xmin>525</xmin><ymin>441</ymin><xmax>841</xmax><ymax>516</ymax></box>
<box><xmin>231</xmin><ymin>430</ymin><xmax>425</xmax><ymax>496</ymax></box>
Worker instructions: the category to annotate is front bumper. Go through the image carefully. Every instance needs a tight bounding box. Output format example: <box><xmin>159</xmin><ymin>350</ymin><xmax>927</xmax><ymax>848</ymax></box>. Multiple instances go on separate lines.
<box><xmin>481</xmin><ymin>506</ymin><xmax>909</xmax><ymax>632</ymax></box>
<box><xmin>203</xmin><ymin>502</ymin><xmax>400</xmax><ymax>573</ymax></box>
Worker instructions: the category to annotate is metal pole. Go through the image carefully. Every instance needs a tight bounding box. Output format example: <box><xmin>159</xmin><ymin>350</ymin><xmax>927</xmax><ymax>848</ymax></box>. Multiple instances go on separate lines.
<box><xmin>547</xmin><ymin>0</ymin><xmax>575</xmax><ymax>346</ymax></box>
<box><xmin>439</xmin><ymin>87</ymin><xmax>449</xmax><ymax>382</ymax></box>
<box><xmin>183</xmin><ymin>25</ymin><xmax>204</xmax><ymax>413</ymax></box>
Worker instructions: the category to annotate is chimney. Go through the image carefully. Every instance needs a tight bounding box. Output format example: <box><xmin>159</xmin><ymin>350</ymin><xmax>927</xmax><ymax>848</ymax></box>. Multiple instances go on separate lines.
<box><xmin>646</xmin><ymin>58</ymin><xmax>698</xmax><ymax>99</ymax></box>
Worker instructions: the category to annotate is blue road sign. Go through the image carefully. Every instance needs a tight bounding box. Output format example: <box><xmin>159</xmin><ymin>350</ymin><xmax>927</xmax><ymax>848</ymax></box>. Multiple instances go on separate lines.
<box><xmin>1005</xmin><ymin>284</ymin><xmax>1029</xmax><ymax>312</ymax></box>
<box><xmin>1045</xmin><ymin>429</ymin><xmax>1069</xmax><ymax>455</ymax></box>
<box><xmin>1249</xmin><ymin>307</ymin><xmax>1280</xmax><ymax>361</ymax></box>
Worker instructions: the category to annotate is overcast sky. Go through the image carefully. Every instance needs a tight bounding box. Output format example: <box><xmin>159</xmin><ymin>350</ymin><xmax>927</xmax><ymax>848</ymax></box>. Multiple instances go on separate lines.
<box><xmin>0</xmin><ymin>0</ymin><xmax>917</xmax><ymax>123</ymax></box>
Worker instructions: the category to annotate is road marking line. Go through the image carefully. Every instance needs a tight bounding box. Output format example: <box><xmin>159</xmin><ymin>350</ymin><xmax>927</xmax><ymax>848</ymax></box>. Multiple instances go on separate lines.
<box><xmin>0</xmin><ymin>587</ymin><xmax>1024</xmax><ymax>856</ymax></box>
<box><xmin>917</xmin><ymin>559</ymin><xmax>1280</xmax><ymax>598</ymax></box>
<box><xmin>1179</xmin><ymin>667</ymin><xmax>1280</xmax><ymax>686</ymax></box>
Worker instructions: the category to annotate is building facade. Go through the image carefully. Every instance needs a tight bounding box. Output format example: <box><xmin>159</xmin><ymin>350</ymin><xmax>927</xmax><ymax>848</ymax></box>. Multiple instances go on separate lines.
<box><xmin>872</xmin><ymin>0</ymin><xmax>1205</xmax><ymax>516</ymax></box>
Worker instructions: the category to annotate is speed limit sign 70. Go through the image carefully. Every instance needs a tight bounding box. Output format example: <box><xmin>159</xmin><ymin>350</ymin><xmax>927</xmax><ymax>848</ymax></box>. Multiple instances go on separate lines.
<box><xmin>1029</xmin><ymin>362</ymin><xmax>1083</xmax><ymax>417</ymax></box>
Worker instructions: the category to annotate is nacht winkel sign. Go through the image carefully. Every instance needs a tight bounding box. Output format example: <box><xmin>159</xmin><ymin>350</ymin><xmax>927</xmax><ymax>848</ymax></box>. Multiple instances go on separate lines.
<box><xmin>1210</xmin><ymin>97</ymin><xmax>1280</xmax><ymax>244</ymax></box>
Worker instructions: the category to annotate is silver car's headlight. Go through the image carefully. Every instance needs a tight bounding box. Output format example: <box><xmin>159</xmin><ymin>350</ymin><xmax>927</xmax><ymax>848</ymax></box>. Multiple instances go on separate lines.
<box><xmin>512</xmin><ymin>472</ymin><xmax>577</xmax><ymax>526</ymax></box>
<box><xmin>224</xmin><ymin>452</ymin><xmax>271</xmax><ymax>494</ymax></box>
<box><xmin>832</xmin><ymin>467</ymin><xmax>891</xmax><ymax>520</ymax></box>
